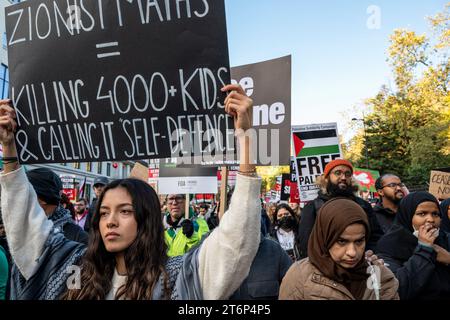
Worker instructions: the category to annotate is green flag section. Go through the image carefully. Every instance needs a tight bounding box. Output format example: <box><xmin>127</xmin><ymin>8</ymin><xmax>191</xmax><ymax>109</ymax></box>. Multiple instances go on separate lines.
<box><xmin>297</xmin><ymin>145</ymin><xmax>340</xmax><ymax>157</ymax></box>
<box><xmin>353</xmin><ymin>168</ymin><xmax>380</xmax><ymax>192</ymax></box>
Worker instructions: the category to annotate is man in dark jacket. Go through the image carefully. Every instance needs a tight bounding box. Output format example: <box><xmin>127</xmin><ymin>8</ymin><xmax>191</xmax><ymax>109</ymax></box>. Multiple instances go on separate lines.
<box><xmin>373</xmin><ymin>174</ymin><xmax>405</xmax><ymax>233</ymax></box>
<box><xmin>26</xmin><ymin>168</ymin><xmax>88</xmax><ymax>245</ymax></box>
<box><xmin>230</xmin><ymin>236</ymin><xmax>292</xmax><ymax>300</ymax></box>
<box><xmin>84</xmin><ymin>176</ymin><xmax>108</xmax><ymax>233</ymax></box>
<box><xmin>229</xmin><ymin>216</ymin><xmax>291</xmax><ymax>300</ymax></box>
<box><xmin>295</xmin><ymin>159</ymin><xmax>384</xmax><ymax>260</ymax></box>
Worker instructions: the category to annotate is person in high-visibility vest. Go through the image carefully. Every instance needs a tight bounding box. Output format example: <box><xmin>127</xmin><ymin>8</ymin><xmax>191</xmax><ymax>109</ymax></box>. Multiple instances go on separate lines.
<box><xmin>163</xmin><ymin>194</ymin><xmax>209</xmax><ymax>257</ymax></box>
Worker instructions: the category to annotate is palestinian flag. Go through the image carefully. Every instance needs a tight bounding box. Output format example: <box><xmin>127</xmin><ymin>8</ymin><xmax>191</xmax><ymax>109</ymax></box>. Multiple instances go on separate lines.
<box><xmin>292</xmin><ymin>129</ymin><xmax>340</xmax><ymax>157</ymax></box>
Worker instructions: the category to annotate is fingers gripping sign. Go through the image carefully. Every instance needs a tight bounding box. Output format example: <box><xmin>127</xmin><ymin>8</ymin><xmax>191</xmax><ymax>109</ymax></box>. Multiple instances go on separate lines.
<box><xmin>0</xmin><ymin>99</ymin><xmax>38</xmax><ymax>163</ymax></box>
<box><xmin>221</xmin><ymin>84</ymin><xmax>256</xmax><ymax>173</ymax></box>
<box><xmin>221</xmin><ymin>84</ymin><xmax>253</xmax><ymax>131</ymax></box>
<box><xmin>0</xmin><ymin>99</ymin><xmax>29</xmax><ymax>172</ymax></box>
<box><xmin>0</xmin><ymin>100</ymin><xmax>17</xmax><ymax>146</ymax></box>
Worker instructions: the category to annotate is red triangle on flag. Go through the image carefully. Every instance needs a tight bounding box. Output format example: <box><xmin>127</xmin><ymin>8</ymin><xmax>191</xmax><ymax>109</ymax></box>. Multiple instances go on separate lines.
<box><xmin>293</xmin><ymin>133</ymin><xmax>305</xmax><ymax>157</ymax></box>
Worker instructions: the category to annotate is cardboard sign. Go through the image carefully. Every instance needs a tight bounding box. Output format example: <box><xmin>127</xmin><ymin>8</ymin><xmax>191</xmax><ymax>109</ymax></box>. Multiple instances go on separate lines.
<box><xmin>6</xmin><ymin>0</ymin><xmax>231</xmax><ymax>164</ymax></box>
<box><xmin>129</xmin><ymin>161</ymin><xmax>149</xmax><ymax>183</ymax></box>
<box><xmin>429</xmin><ymin>170</ymin><xmax>450</xmax><ymax>200</ymax></box>
<box><xmin>292</xmin><ymin>123</ymin><xmax>342</xmax><ymax>203</ymax></box>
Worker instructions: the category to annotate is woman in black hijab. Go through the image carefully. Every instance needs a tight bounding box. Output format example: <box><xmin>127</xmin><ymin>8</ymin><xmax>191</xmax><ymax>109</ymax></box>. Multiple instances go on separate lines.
<box><xmin>377</xmin><ymin>192</ymin><xmax>450</xmax><ymax>300</ymax></box>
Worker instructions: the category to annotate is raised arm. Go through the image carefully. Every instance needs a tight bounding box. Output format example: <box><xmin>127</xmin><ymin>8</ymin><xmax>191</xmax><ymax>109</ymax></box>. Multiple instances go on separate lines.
<box><xmin>197</xmin><ymin>85</ymin><xmax>262</xmax><ymax>300</ymax></box>
<box><xmin>0</xmin><ymin>100</ymin><xmax>53</xmax><ymax>280</ymax></box>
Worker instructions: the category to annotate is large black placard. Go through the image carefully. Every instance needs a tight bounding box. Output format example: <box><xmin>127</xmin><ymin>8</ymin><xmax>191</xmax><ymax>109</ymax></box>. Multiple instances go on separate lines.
<box><xmin>6</xmin><ymin>0</ymin><xmax>232</xmax><ymax>164</ymax></box>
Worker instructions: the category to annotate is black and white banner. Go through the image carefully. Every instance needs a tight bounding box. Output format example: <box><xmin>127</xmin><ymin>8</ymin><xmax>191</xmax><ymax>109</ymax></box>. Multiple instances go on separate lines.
<box><xmin>6</xmin><ymin>0</ymin><xmax>231</xmax><ymax>164</ymax></box>
<box><xmin>158</xmin><ymin>160</ymin><xmax>218</xmax><ymax>194</ymax></box>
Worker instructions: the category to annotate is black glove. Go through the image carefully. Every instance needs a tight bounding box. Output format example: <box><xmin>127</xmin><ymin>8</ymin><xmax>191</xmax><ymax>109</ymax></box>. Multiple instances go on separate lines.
<box><xmin>181</xmin><ymin>219</ymin><xmax>194</xmax><ymax>238</ymax></box>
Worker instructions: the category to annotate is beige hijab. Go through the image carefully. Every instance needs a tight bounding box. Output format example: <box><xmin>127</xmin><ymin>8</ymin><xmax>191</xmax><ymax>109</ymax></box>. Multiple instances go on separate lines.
<box><xmin>308</xmin><ymin>197</ymin><xmax>370</xmax><ymax>299</ymax></box>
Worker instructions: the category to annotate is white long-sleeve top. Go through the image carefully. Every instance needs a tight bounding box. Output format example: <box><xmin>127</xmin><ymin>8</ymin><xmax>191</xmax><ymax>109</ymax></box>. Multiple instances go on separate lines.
<box><xmin>0</xmin><ymin>167</ymin><xmax>261</xmax><ymax>300</ymax></box>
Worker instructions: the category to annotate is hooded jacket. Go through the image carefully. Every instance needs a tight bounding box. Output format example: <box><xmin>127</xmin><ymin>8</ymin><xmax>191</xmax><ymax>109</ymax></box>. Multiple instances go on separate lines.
<box><xmin>373</xmin><ymin>204</ymin><xmax>397</xmax><ymax>233</ymax></box>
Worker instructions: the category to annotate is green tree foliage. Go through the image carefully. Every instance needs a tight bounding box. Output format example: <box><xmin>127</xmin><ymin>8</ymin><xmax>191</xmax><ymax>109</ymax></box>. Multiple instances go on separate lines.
<box><xmin>344</xmin><ymin>3</ymin><xmax>450</xmax><ymax>187</ymax></box>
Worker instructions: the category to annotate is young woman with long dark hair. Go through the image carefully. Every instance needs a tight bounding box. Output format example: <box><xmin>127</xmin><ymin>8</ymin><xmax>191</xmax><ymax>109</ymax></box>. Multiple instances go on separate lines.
<box><xmin>0</xmin><ymin>84</ymin><xmax>262</xmax><ymax>300</ymax></box>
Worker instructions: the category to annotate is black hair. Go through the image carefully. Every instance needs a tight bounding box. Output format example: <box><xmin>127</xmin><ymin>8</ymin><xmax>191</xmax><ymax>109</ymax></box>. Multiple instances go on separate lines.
<box><xmin>375</xmin><ymin>174</ymin><xmax>399</xmax><ymax>191</ymax></box>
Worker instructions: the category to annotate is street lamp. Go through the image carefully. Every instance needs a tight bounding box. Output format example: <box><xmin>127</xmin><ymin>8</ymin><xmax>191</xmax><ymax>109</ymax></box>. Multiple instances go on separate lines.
<box><xmin>352</xmin><ymin>117</ymin><xmax>370</xmax><ymax>169</ymax></box>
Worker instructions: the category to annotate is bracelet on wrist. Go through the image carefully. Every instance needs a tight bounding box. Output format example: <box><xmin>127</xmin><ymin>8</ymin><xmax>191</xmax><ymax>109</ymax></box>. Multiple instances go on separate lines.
<box><xmin>238</xmin><ymin>170</ymin><xmax>258</xmax><ymax>177</ymax></box>
<box><xmin>2</xmin><ymin>157</ymin><xmax>19</xmax><ymax>165</ymax></box>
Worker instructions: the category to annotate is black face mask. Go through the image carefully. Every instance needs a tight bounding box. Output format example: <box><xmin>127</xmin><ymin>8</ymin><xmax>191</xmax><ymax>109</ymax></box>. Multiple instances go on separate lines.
<box><xmin>278</xmin><ymin>216</ymin><xmax>297</xmax><ymax>230</ymax></box>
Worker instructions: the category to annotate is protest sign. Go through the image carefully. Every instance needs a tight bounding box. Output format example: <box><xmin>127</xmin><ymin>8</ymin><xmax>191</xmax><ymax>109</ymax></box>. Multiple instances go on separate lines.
<box><xmin>230</xmin><ymin>55</ymin><xmax>291</xmax><ymax>166</ymax></box>
<box><xmin>292</xmin><ymin>123</ymin><xmax>342</xmax><ymax>203</ymax></box>
<box><xmin>289</xmin><ymin>180</ymin><xmax>300</xmax><ymax>204</ymax></box>
<box><xmin>129</xmin><ymin>161</ymin><xmax>149</xmax><ymax>183</ymax></box>
<box><xmin>353</xmin><ymin>168</ymin><xmax>380</xmax><ymax>192</ymax></box>
<box><xmin>6</xmin><ymin>0</ymin><xmax>231</xmax><ymax>164</ymax></box>
<box><xmin>158</xmin><ymin>161</ymin><xmax>218</xmax><ymax>194</ymax></box>
<box><xmin>183</xmin><ymin>55</ymin><xmax>292</xmax><ymax>167</ymax></box>
<box><xmin>148</xmin><ymin>160</ymin><xmax>159</xmax><ymax>191</ymax></box>
<box><xmin>280</xmin><ymin>173</ymin><xmax>291</xmax><ymax>201</ymax></box>
<box><xmin>60</xmin><ymin>174</ymin><xmax>76</xmax><ymax>201</ymax></box>
<box><xmin>429</xmin><ymin>170</ymin><xmax>450</xmax><ymax>200</ymax></box>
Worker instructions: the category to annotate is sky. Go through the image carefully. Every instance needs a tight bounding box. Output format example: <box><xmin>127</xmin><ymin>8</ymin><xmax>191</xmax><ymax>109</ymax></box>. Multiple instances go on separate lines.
<box><xmin>224</xmin><ymin>0</ymin><xmax>448</xmax><ymax>141</ymax></box>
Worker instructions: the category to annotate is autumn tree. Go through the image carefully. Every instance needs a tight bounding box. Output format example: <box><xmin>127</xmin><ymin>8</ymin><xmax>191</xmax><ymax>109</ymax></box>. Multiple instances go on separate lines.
<box><xmin>345</xmin><ymin>3</ymin><xmax>450</xmax><ymax>188</ymax></box>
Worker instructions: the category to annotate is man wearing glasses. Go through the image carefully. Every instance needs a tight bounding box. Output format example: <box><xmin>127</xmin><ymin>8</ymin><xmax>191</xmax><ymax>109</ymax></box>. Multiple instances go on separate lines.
<box><xmin>163</xmin><ymin>194</ymin><xmax>209</xmax><ymax>257</ymax></box>
<box><xmin>296</xmin><ymin>159</ymin><xmax>384</xmax><ymax>260</ymax></box>
<box><xmin>374</xmin><ymin>174</ymin><xmax>406</xmax><ymax>232</ymax></box>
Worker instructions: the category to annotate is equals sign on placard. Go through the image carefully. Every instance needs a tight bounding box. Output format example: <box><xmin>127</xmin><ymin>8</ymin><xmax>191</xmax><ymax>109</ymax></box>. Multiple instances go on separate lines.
<box><xmin>96</xmin><ymin>42</ymin><xmax>120</xmax><ymax>59</ymax></box>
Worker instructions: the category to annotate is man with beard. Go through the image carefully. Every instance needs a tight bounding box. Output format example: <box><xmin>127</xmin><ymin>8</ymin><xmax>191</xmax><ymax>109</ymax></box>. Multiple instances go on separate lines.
<box><xmin>73</xmin><ymin>198</ymin><xmax>89</xmax><ymax>230</ymax></box>
<box><xmin>374</xmin><ymin>174</ymin><xmax>405</xmax><ymax>232</ymax></box>
<box><xmin>295</xmin><ymin>159</ymin><xmax>384</xmax><ymax>260</ymax></box>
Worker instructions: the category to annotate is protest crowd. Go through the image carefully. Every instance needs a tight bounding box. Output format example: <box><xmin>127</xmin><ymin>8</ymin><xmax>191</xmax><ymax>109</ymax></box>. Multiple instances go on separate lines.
<box><xmin>0</xmin><ymin>87</ymin><xmax>449</xmax><ymax>300</ymax></box>
<box><xmin>0</xmin><ymin>0</ymin><xmax>449</xmax><ymax>303</ymax></box>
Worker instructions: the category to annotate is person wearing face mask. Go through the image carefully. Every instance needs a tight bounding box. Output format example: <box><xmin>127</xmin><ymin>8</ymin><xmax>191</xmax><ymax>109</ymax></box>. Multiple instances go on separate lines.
<box><xmin>376</xmin><ymin>192</ymin><xmax>450</xmax><ymax>300</ymax></box>
<box><xmin>270</xmin><ymin>204</ymin><xmax>299</xmax><ymax>261</ymax></box>
<box><xmin>279</xmin><ymin>198</ymin><xmax>399</xmax><ymax>300</ymax></box>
